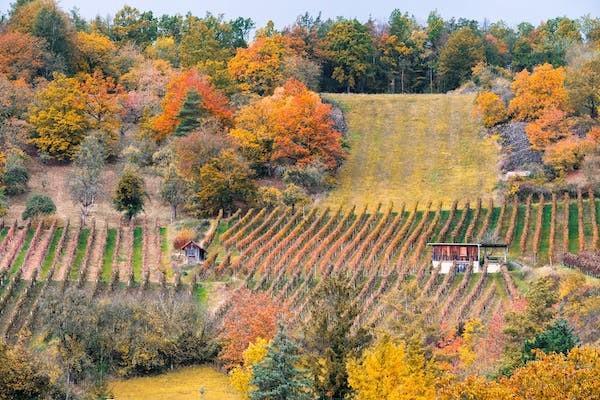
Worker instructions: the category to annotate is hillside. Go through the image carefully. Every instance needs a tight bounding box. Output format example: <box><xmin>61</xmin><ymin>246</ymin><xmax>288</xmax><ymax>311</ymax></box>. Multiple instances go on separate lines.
<box><xmin>321</xmin><ymin>94</ymin><xmax>500</xmax><ymax>209</ymax></box>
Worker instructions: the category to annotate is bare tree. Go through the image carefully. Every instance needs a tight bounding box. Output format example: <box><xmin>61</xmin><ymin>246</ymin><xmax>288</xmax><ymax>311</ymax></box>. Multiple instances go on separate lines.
<box><xmin>69</xmin><ymin>133</ymin><xmax>105</xmax><ymax>225</ymax></box>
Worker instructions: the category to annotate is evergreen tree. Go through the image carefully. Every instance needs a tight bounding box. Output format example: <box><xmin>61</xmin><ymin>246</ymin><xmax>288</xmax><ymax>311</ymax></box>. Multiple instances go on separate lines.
<box><xmin>112</xmin><ymin>166</ymin><xmax>146</xmax><ymax>221</ymax></box>
<box><xmin>303</xmin><ymin>275</ymin><xmax>372</xmax><ymax>400</ymax></box>
<box><xmin>250</xmin><ymin>325</ymin><xmax>311</xmax><ymax>400</ymax></box>
<box><xmin>521</xmin><ymin>319</ymin><xmax>580</xmax><ymax>363</ymax></box>
<box><xmin>174</xmin><ymin>89</ymin><xmax>203</xmax><ymax>136</ymax></box>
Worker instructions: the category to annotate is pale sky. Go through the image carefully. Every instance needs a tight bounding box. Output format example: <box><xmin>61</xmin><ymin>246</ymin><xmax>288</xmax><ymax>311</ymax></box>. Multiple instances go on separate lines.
<box><xmin>1</xmin><ymin>0</ymin><xmax>598</xmax><ymax>28</ymax></box>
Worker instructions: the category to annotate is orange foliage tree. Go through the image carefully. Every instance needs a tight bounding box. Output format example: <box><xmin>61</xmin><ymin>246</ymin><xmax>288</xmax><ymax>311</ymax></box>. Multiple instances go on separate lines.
<box><xmin>0</xmin><ymin>31</ymin><xmax>48</xmax><ymax>82</ymax></box>
<box><xmin>230</xmin><ymin>79</ymin><xmax>346</xmax><ymax>172</ymax></box>
<box><xmin>227</xmin><ymin>34</ymin><xmax>291</xmax><ymax>95</ymax></box>
<box><xmin>473</xmin><ymin>91</ymin><xmax>507</xmax><ymax>128</ymax></box>
<box><xmin>172</xmin><ymin>228</ymin><xmax>196</xmax><ymax>249</ymax></box>
<box><xmin>525</xmin><ymin>108</ymin><xmax>571</xmax><ymax>150</ymax></box>
<box><xmin>508</xmin><ymin>63</ymin><xmax>569</xmax><ymax>121</ymax></box>
<box><xmin>151</xmin><ymin>69</ymin><xmax>233</xmax><ymax>141</ymax></box>
<box><xmin>543</xmin><ymin>137</ymin><xmax>591</xmax><ymax>173</ymax></box>
<box><xmin>219</xmin><ymin>288</ymin><xmax>283</xmax><ymax>369</ymax></box>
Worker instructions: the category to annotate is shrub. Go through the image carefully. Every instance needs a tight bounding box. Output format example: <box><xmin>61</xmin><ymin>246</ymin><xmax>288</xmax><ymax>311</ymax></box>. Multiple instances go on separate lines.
<box><xmin>256</xmin><ymin>186</ymin><xmax>283</xmax><ymax>208</ymax></box>
<box><xmin>473</xmin><ymin>91</ymin><xmax>507</xmax><ymax>127</ymax></box>
<box><xmin>173</xmin><ymin>228</ymin><xmax>196</xmax><ymax>250</ymax></box>
<box><xmin>3</xmin><ymin>163</ymin><xmax>29</xmax><ymax>196</ymax></box>
<box><xmin>282</xmin><ymin>184</ymin><xmax>310</xmax><ymax>208</ymax></box>
<box><xmin>22</xmin><ymin>194</ymin><xmax>56</xmax><ymax>220</ymax></box>
<box><xmin>282</xmin><ymin>163</ymin><xmax>332</xmax><ymax>194</ymax></box>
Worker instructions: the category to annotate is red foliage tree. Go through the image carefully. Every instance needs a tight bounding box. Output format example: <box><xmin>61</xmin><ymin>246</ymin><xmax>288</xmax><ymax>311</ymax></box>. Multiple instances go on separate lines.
<box><xmin>151</xmin><ymin>69</ymin><xmax>233</xmax><ymax>141</ymax></box>
<box><xmin>219</xmin><ymin>288</ymin><xmax>283</xmax><ymax>368</ymax></box>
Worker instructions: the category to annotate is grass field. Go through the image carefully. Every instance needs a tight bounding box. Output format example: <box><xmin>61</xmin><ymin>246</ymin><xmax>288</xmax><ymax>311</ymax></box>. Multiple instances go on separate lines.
<box><xmin>110</xmin><ymin>366</ymin><xmax>241</xmax><ymax>400</ymax></box>
<box><xmin>321</xmin><ymin>93</ymin><xmax>499</xmax><ymax>209</ymax></box>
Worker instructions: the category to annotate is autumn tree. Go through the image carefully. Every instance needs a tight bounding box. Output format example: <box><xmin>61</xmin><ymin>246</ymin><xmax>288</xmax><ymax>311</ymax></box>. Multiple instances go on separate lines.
<box><xmin>303</xmin><ymin>275</ymin><xmax>372</xmax><ymax>400</ymax></box>
<box><xmin>145</xmin><ymin>36</ymin><xmax>179</xmax><ymax>67</ymax></box>
<box><xmin>438</xmin><ymin>27</ymin><xmax>485</xmax><ymax>91</ymax></box>
<box><xmin>173</xmin><ymin>131</ymin><xmax>231</xmax><ymax>181</ymax></box>
<box><xmin>230</xmin><ymin>338</ymin><xmax>270</xmax><ymax>399</ymax></box>
<box><xmin>228</xmin><ymin>34</ymin><xmax>291</xmax><ymax>95</ymax></box>
<box><xmin>473</xmin><ymin>91</ymin><xmax>508</xmax><ymax>127</ymax></box>
<box><xmin>151</xmin><ymin>69</ymin><xmax>233</xmax><ymax>141</ymax></box>
<box><xmin>0</xmin><ymin>31</ymin><xmax>48</xmax><ymax>81</ymax></box>
<box><xmin>320</xmin><ymin>19</ymin><xmax>374</xmax><ymax>92</ymax></box>
<box><xmin>28</xmin><ymin>73</ymin><xmax>87</xmax><ymax>160</ymax></box>
<box><xmin>219</xmin><ymin>288</ymin><xmax>281</xmax><ymax>368</ymax></box>
<box><xmin>112</xmin><ymin>166</ymin><xmax>146</xmax><ymax>221</ymax></box>
<box><xmin>525</xmin><ymin>108</ymin><xmax>571</xmax><ymax>150</ymax></box>
<box><xmin>501</xmin><ymin>275</ymin><xmax>559</xmax><ymax>374</ymax></box>
<box><xmin>111</xmin><ymin>5</ymin><xmax>157</xmax><ymax>47</ymax></box>
<box><xmin>231</xmin><ymin>79</ymin><xmax>345</xmax><ymax>174</ymax></box>
<box><xmin>193</xmin><ymin>150</ymin><xmax>256</xmax><ymax>216</ymax></box>
<box><xmin>29</xmin><ymin>71</ymin><xmax>122</xmax><ymax>160</ymax></box>
<box><xmin>69</xmin><ymin>134</ymin><xmax>106</xmax><ymax>225</ymax></box>
<box><xmin>508</xmin><ymin>63</ymin><xmax>569</xmax><ymax>120</ymax></box>
<box><xmin>347</xmin><ymin>338</ymin><xmax>437</xmax><ymax>400</ymax></box>
<box><xmin>75</xmin><ymin>31</ymin><xmax>117</xmax><ymax>74</ymax></box>
<box><xmin>567</xmin><ymin>56</ymin><xmax>600</xmax><ymax>119</ymax></box>
<box><xmin>250</xmin><ymin>326</ymin><xmax>311</xmax><ymax>400</ymax></box>
<box><xmin>543</xmin><ymin>137</ymin><xmax>590</xmax><ymax>173</ymax></box>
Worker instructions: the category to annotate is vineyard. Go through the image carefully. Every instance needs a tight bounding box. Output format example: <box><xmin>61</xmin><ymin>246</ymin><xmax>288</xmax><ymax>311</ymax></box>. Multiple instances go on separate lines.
<box><xmin>0</xmin><ymin>192</ymin><xmax>598</xmax><ymax>342</ymax></box>
<box><xmin>205</xmin><ymin>191</ymin><xmax>599</xmax><ymax>329</ymax></box>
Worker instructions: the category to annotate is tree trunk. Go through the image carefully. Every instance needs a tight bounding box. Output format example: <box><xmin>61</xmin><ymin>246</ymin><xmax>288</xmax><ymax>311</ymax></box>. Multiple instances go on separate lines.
<box><xmin>171</xmin><ymin>205</ymin><xmax>177</xmax><ymax>222</ymax></box>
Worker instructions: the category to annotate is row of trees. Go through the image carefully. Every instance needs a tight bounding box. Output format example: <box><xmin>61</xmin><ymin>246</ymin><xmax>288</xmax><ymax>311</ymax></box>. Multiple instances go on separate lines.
<box><xmin>2</xmin><ymin>1</ymin><xmax>599</xmax><ymax>94</ymax></box>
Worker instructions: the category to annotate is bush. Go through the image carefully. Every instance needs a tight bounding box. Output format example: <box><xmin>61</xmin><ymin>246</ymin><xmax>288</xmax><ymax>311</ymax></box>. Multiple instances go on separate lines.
<box><xmin>473</xmin><ymin>91</ymin><xmax>507</xmax><ymax>128</ymax></box>
<box><xmin>282</xmin><ymin>163</ymin><xmax>332</xmax><ymax>194</ymax></box>
<box><xmin>22</xmin><ymin>194</ymin><xmax>56</xmax><ymax>220</ymax></box>
<box><xmin>256</xmin><ymin>186</ymin><xmax>283</xmax><ymax>208</ymax></box>
<box><xmin>282</xmin><ymin>184</ymin><xmax>310</xmax><ymax>208</ymax></box>
<box><xmin>3</xmin><ymin>163</ymin><xmax>29</xmax><ymax>196</ymax></box>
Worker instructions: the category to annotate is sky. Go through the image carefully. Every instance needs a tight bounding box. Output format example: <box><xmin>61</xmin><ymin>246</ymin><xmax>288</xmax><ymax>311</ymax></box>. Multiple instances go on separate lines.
<box><xmin>1</xmin><ymin>0</ymin><xmax>598</xmax><ymax>28</ymax></box>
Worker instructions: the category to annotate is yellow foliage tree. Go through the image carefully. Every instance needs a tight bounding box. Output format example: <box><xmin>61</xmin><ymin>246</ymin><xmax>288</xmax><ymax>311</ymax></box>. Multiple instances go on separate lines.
<box><xmin>28</xmin><ymin>73</ymin><xmax>88</xmax><ymax>160</ymax></box>
<box><xmin>227</xmin><ymin>34</ymin><xmax>291</xmax><ymax>95</ymax></box>
<box><xmin>543</xmin><ymin>137</ymin><xmax>591</xmax><ymax>173</ymax></box>
<box><xmin>229</xmin><ymin>338</ymin><xmax>270</xmax><ymax>399</ymax></box>
<box><xmin>508</xmin><ymin>63</ymin><xmax>569</xmax><ymax>121</ymax></box>
<box><xmin>76</xmin><ymin>31</ymin><xmax>116</xmax><ymax>73</ymax></box>
<box><xmin>473</xmin><ymin>91</ymin><xmax>507</xmax><ymax>127</ymax></box>
<box><xmin>458</xmin><ymin>319</ymin><xmax>484</xmax><ymax>369</ymax></box>
<box><xmin>347</xmin><ymin>338</ymin><xmax>437</xmax><ymax>400</ymax></box>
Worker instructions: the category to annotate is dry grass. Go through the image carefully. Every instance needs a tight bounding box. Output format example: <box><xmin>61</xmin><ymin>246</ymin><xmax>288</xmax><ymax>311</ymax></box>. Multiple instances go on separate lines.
<box><xmin>320</xmin><ymin>93</ymin><xmax>500</xmax><ymax>210</ymax></box>
<box><xmin>5</xmin><ymin>159</ymin><xmax>170</xmax><ymax>225</ymax></box>
<box><xmin>109</xmin><ymin>366</ymin><xmax>241</xmax><ymax>400</ymax></box>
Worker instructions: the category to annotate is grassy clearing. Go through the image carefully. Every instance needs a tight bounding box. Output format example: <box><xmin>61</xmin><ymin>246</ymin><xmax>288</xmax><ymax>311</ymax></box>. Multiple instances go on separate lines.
<box><xmin>110</xmin><ymin>365</ymin><xmax>241</xmax><ymax>400</ymax></box>
<box><xmin>10</xmin><ymin>228</ymin><xmax>34</xmax><ymax>275</ymax></box>
<box><xmin>40</xmin><ymin>227</ymin><xmax>64</xmax><ymax>279</ymax></box>
<box><xmin>568</xmin><ymin>202</ymin><xmax>579</xmax><ymax>253</ymax></box>
<box><xmin>132</xmin><ymin>227</ymin><xmax>143</xmax><ymax>282</ymax></box>
<box><xmin>159</xmin><ymin>227</ymin><xmax>173</xmax><ymax>279</ymax></box>
<box><xmin>321</xmin><ymin>94</ymin><xmax>499</xmax><ymax>209</ymax></box>
<box><xmin>69</xmin><ymin>228</ymin><xmax>90</xmax><ymax>281</ymax></box>
<box><xmin>101</xmin><ymin>228</ymin><xmax>117</xmax><ymax>282</ymax></box>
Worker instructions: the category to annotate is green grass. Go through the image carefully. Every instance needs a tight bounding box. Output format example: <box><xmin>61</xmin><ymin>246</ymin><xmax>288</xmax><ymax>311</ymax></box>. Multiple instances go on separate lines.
<box><xmin>321</xmin><ymin>94</ymin><xmax>499</xmax><ymax>209</ymax></box>
<box><xmin>0</xmin><ymin>227</ymin><xmax>8</xmax><ymax>244</ymax></box>
<box><xmin>456</xmin><ymin>208</ymin><xmax>473</xmax><ymax>242</ymax></box>
<box><xmin>486</xmin><ymin>206</ymin><xmax>501</xmax><ymax>237</ymax></box>
<box><xmin>39</xmin><ymin>227</ymin><xmax>63</xmax><ymax>279</ymax></box>
<box><xmin>538</xmin><ymin>204</ymin><xmax>552</xmax><ymax>264</ymax></box>
<box><xmin>110</xmin><ymin>366</ymin><xmax>241</xmax><ymax>400</ymax></box>
<box><xmin>568</xmin><ymin>202</ymin><xmax>579</xmax><ymax>253</ymax></box>
<box><xmin>159</xmin><ymin>226</ymin><xmax>173</xmax><ymax>279</ymax></box>
<box><xmin>69</xmin><ymin>228</ymin><xmax>90</xmax><ymax>281</ymax></box>
<box><xmin>101</xmin><ymin>228</ymin><xmax>117</xmax><ymax>282</ymax></box>
<box><xmin>10</xmin><ymin>228</ymin><xmax>34</xmax><ymax>275</ymax></box>
<box><xmin>509</xmin><ymin>205</ymin><xmax>526</xmax><ymax>255</ymax></box>
<box><xmin>132</xmin><ymin>227</ymin><xmax>143</xmax><ymax>282</ymax></box>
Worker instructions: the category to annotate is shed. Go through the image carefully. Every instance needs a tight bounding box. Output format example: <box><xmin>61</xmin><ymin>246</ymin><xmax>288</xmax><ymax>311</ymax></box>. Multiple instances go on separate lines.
<box><xmin>180</xmin><ymin>240</ymin><xmax>207</xmax><ymax>264</ymax></box>
<box><xmin>427</xmin><ymin>242</ymin><xmax>508</xmax><ymax>273</ymax></box>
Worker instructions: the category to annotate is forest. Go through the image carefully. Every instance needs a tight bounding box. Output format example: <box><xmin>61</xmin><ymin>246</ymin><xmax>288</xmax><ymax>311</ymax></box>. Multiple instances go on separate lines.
<box><xmin>0</xmin><ymin>0</ymin><xmax>599</xmax><ymax>399</ymax></box>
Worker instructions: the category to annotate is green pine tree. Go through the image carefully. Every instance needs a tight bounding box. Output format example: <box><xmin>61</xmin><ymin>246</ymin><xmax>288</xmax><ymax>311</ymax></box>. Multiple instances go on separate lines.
<box><xmin>521</xmin><ymin>319</ymin><xmax>580</xmax><ymax>363</ymax></box>
<box><xmin>175</xmin><ymin>89</ymin><xmax>203</xmax><ymax>136</ymax></box>
<box><xmin>112</xmin><ymin>166</ymin><xmax>146</xmax><ymax>221</ymax></box>
<box><xmin>250</xmin><ymin>325</ymin><xmax>312</xmax><ymax>400</ymax></box>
